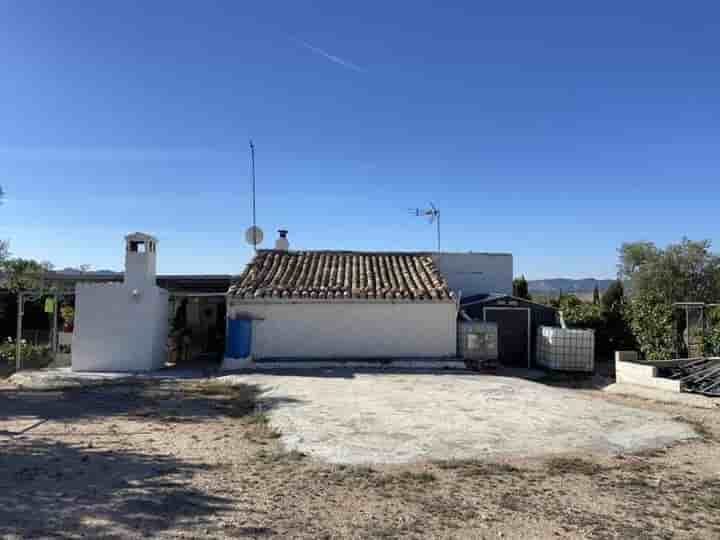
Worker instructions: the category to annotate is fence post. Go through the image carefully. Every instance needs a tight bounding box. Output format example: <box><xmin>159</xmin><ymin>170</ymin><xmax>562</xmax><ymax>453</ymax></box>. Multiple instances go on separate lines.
<box><xmin>16</xmin><ymin>292</ymin><xmax>23</xmax><ymax>371</ymax></box>
<box><xmin>51</xmin><ymin>294</ymin><xmax>58</xmax><ymax>356</ymax></box>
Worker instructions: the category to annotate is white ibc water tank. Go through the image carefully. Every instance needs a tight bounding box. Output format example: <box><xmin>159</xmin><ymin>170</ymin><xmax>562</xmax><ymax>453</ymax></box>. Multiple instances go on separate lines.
<box><xmin>458</xmin><ymin>321</ymin><xmax>498</xmax><ymax>363</ymax></box>
<box><xmin>536</xmin><ymin>326</ymin><xmax>594</xmax><ymax>372</ymax></box>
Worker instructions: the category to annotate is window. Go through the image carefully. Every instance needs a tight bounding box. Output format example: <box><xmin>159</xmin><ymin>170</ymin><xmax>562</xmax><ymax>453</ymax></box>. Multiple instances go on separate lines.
<box><xmin>129</xmin><ymin>241</ymin><xmax>147</xmax><ymax>253</ymax></box>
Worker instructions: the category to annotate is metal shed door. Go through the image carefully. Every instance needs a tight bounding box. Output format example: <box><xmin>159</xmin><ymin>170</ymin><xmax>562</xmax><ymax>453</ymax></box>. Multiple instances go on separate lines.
<box><xmin>483</xmin><ymin>308</ymin><xmax>530</xmax><ymax>368</ymax></box>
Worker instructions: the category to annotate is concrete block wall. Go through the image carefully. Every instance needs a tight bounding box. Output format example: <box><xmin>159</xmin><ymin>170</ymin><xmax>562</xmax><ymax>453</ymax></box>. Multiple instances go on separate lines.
<box><xmin>615</xmin><ymin>351</ymin><xmax>682</xmax><ymax>393</ymax></box>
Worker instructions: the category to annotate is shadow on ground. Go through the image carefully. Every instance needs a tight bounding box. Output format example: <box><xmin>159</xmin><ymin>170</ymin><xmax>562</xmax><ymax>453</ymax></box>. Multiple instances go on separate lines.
<box><xmin>0</xmin><ymin>380</ymin><xmax>300</xmax><ymax>427</ymax></box>
<box><xmin>0</xmin><ymin>379</ymin><xmax>299</xmax><ymax>537</ymax></box>
<box><xmin>0</xmin><ymin>437</ymin><xmax>233</xmax><ymax>538</ymax></box>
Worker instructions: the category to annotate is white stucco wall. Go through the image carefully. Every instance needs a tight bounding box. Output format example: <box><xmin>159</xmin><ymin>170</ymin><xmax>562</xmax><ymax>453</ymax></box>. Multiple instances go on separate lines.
<box><xmin>228</xmin><ymin>301</ymin><xmax>457</xmax><ymax>359</ymax></box>
<box><xmin>72</xmin><ymin>283</ymin><xmax>169</xmax><ymax>372</ymax></box>
<box><xmin>432</xmin><ymin>252</ymin><xmax>513</xmax><ymax>297</ymax></box>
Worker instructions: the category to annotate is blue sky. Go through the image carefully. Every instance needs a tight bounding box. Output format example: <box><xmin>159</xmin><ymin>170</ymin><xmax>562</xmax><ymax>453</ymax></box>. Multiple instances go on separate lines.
<box><xmin>1</xmin><ymin>1</ymin><xmax>718</xmax><ymax>279</ymax></box>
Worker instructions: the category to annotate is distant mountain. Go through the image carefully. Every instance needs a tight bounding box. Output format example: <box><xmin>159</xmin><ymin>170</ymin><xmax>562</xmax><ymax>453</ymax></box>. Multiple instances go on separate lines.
<box><xmin>528</xmin><ymin>278</ymin><xmax>615</xmax><ymax>295</ymax></box>
<box><xmin>54</xmin><ymin>268</ymin><xmax>121</xmax><ymax>276</ymax></box>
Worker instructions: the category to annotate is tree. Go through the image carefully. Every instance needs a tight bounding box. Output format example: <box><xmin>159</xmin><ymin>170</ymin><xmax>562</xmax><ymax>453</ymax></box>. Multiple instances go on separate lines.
<box><xmin>592</xmin><ymin>284</ymin><xmax>600</xmax><ymax>304</ymax></box>
<box><xmin>599</xmin><ymin>279</ymin><xmax>635</xmax><ymax>352</ymax></box>
<box><xmin>617</xmin><ymin>241</ymin><xmax>658</xmax><ymax>279</ymax></box>
<box><xmin>0</xmin><ymin>240</ymin><xmax>8</xmax><ymax>265</ymax></box>
<box><xmin>626</xmin><ymin>290</ymin><xmax>675</xmax><ymax>361</ymax></box>
<box><xmin>619</xmin><ymin>238</ymin><xmax>720</xmax><ymax>303</ymax></box>
<box><xmin>1</xmin><ymin>258</ymin><xmax>46</xmax><ymax>291</ymax></box>
<box><xmin>620</xmin><ymin>238</ymin><xmax>720</xmax><ymax>359</ymax></box>
<box><xmin>601</xmin><ymin>280</ymin><xmax>625</xmax><ymax>313</ymax></box>
<box><xmin>512</xmin><ymin>275</ymin><xmax>531</xmax><ymax>300</ymax></box>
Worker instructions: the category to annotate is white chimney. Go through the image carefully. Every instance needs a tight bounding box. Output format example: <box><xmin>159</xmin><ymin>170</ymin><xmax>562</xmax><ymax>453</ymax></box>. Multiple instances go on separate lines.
<box><xmin>275</xmin><ymin>229</ymin><xmax>289</xmax><ymax>251</ymax></box>
<box><xmin>124</xmin><ymin>232</ymin><xmax>158</xmax><ymax>290</ymax></box>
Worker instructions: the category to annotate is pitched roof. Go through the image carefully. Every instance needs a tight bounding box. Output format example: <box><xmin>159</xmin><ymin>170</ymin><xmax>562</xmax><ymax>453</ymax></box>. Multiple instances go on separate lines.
<box><xmin>229</xmin><ymin>250</ymin><xmax>454</xmax><ymax>302</ymax></box>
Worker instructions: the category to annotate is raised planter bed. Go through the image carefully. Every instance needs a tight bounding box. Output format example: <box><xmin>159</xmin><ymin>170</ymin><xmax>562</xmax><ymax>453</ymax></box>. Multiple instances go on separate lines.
<box><xmin>615</xmin><ymin>351</ymin><xmax>720</xmax><ymax>395</ymax></box>
<box><xmin>615</xmin><ymin>352</ymin><xmax>681</xmax><ymax>393</ymax></box>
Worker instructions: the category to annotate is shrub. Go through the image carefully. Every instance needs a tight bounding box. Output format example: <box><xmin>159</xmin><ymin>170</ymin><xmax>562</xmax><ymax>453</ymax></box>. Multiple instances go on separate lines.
<box><xmin>512</xmin><ymin>275</ymin><xmax>531</xmax><ymax>300</ymax></box>
<box><xmin>703</xmin><ymin>307</ymin><xmax>720</xmax><ymax>357</ymax></box>
<box><xmin>559</xmin><ymin>295</ymin><xmax>604</xmax><ymax>329</ymax></box>
<box><xmin>0</xmin><ymin>337</ymin><xmax>52</xmax><ymax>374</ymax></box>
<box><xmin>601</xmin><ymin>280</ymin><xmax>625</xmax><ymax>312</ymax></box>
<box><xmin>557</xmin><ymin>293</ymin><xmax>635</xmax><ymax>356</ymax></box>
<box><xmin>626</xmin><ymin>291</ymin><xmax>675</xmax><ymax>361</ymax></box>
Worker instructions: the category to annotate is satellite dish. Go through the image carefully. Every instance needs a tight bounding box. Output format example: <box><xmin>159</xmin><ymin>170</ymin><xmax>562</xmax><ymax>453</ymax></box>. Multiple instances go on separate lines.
<box><xmin>245</xmin><ymin>226</ymin><xmax>264</xmax><ymax>246</ymax></box>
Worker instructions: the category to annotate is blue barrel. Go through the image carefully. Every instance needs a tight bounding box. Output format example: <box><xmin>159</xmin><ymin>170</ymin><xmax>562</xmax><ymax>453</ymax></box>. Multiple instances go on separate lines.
<box><xmin>226</xmin><ymin>319</ymin><xmax>252</xmax><ymax>358</ymax></box>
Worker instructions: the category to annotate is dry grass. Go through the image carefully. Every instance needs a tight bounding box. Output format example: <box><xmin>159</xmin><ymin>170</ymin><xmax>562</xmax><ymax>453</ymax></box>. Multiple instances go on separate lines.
<box><xmin>544</xmin><ymin>456</ymin><xmax>604</xmax><ymax>476</ymax></box>
<box><xmin>435</xmin><ymin>458</ymin><xmax>523</xmax><ymax>477</ymax></box>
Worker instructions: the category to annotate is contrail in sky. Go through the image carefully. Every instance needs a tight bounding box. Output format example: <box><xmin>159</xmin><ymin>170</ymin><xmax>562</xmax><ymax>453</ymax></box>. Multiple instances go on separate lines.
<box><xmin>293</xmin><ymin>38</ymin><xmax>366</xmax><ymax>73</ymax></box>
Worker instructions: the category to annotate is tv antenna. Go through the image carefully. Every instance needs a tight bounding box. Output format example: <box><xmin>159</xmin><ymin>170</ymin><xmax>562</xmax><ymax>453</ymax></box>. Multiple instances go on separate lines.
<box><xmin>409</xmin><ymin>202</ymin><xmax>441</xmax><ymax>252</ymax></box>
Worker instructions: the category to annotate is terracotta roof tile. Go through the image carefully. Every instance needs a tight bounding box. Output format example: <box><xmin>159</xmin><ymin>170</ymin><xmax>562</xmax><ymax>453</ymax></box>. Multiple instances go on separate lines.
<box><xmin>229</xmin><ymin>250</ymin><xmax>453</xmax><ymax>302</ymax></box>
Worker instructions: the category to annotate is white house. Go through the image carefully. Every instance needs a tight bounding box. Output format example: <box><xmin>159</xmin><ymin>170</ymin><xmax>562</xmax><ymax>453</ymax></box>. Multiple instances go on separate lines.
<box><xmin>225</xmin><ymin>233</ymin><xmax>513</xmax><ymax>363</ymax></box>
<box><xmin>433</xmin><ymin>252</ymin><xmax>513</xmax><ymax>298</ymax></box>
<box><xmin>227</xmin><ymin>249</ymin><xmax>457</xmax><ymax>361</ymax></box>
<box><xmin>72</xmin><ymin>233</ymin><xmax>169</xmax><ymax>372</ymax></box>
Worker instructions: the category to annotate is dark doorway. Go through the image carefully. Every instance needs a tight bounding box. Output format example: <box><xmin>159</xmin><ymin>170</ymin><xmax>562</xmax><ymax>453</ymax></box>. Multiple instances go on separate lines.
<box><xmin>169</xmin><ymin>295</ymin><xmax>226</xmax><ymax>367</ymax></box>
<box><xmin>484</xmin><ymin>308</ymin><xmax>530</xmax><ymax>368</ymax></box>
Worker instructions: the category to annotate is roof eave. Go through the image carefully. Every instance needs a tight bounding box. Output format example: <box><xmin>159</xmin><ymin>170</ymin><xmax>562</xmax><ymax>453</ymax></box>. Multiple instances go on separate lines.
<box><xmin>227</xmin><ymin>296</ymin><xmax>456</xmax><ymax>305</ymax></box>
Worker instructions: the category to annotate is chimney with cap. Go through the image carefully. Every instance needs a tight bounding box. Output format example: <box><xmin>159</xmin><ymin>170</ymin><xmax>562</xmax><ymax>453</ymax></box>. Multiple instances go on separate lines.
<box><xmin>275</xmin><ymin>229</ymin><xmax>289</xmax><ymax>251</ymax></box>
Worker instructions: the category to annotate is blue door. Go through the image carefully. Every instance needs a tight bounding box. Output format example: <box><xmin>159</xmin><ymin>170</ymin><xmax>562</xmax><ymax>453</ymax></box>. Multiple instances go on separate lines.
<box><xmin>226</xmin><ymin>319</ymin><xmax>252</xmax><ymax>358</ymax></box>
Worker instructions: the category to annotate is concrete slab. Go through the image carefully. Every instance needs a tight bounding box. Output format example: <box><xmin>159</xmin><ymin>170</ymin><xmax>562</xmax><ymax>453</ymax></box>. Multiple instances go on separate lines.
<box><xmin>221</xmin><ymin>372</ymin><xmax>699</xmax><ymax>464</ymax></box>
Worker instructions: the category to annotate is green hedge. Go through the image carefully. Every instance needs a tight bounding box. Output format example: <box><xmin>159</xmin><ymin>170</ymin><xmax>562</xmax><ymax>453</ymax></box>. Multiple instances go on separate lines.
<box><xmin>0</xmin><ymin>338</ymin><xmax>52</xmax><ymax>376</ymax></box>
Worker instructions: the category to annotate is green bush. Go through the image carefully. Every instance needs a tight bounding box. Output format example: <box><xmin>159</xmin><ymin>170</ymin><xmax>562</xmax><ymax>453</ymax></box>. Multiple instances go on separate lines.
<box><xmin>556</xmin><ymin>293</ymin><xmax>635</xmax><ymax>355</ymax></box>
<box><xmin>702</xmin><ymin>307</ymin><xmax>720</xmax><ymax>357</ymax></box>
<box><xmin>559</xmin><ymin>295</ymin><xmax>604</xmax><ymax>329</ymax></box>
<box><xmin>0</xmin><ymin>338</ymin><xmax>52</xmax><ymax>375</ymax></box>
<box><xmin>626</xmin><ymin>291</ymin><xmax>675</xmax><ymax>361</ymax></box>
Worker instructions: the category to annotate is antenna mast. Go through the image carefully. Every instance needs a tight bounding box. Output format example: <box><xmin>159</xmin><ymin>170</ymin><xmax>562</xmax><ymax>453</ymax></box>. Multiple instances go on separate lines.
<box><xmin>250</xmin><ymin>139</ymin><xmax>257</xmax><ymax>252</ymax></box>
<box><xmin>409</xmin><ymin>203</ymin><xmax>441</xmax><ymax>252</ymax></box>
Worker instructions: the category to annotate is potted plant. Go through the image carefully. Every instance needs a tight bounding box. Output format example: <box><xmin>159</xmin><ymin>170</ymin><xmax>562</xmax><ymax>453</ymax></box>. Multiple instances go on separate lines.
<box><xmin>60</xmin><ymin>305</ymin><xmax>75</xmax><ymax>332</ymax></box>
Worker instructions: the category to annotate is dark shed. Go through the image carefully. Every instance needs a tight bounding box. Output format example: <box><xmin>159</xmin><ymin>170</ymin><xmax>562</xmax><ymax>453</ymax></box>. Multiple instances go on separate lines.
<box><xmin>459</xmin><ymin>294</ymin><xmax>558</xmax><ymax>367</ymax></box>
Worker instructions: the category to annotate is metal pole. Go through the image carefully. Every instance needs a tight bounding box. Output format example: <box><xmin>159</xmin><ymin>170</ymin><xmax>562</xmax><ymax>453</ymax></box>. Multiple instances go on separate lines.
<box><xmin>250</xmin><ymin>139</ymin><xmax>257</xmax><ymax>252</ymax></box>
<box><xmin>16</xmin><ymin>292</ymin><xmax>22</xmax><ymax>371</ymax></box>
<box><xmin>437</xmin><ymin>211</ymin><xmax>441</xmax><ymax>253</ymax></box>
<box><xmin>701</xmin><ymin>305</ymin><xmax>705</xmax><ymax>356</ymax></box>
<box><xmin>686</xmin><ymin>307</ymin><xmax>690</xmax><ymax>357</ymax></box>
<box><xmin>51</xmin><ymin>294</ymin><xmax>58</xmax><ymax>356</ymax></box>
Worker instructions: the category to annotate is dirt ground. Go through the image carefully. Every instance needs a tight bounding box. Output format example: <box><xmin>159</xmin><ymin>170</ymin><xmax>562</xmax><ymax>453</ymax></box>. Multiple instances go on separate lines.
<box><xmin>1</xmin><ymin>374</ymin><xmax>720</xmax><ymax>539</ymax></box>
<box><xmin>230</xmin><ymin>371</ymin><xmax>696</xmax><ymax>464</ymax></box>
